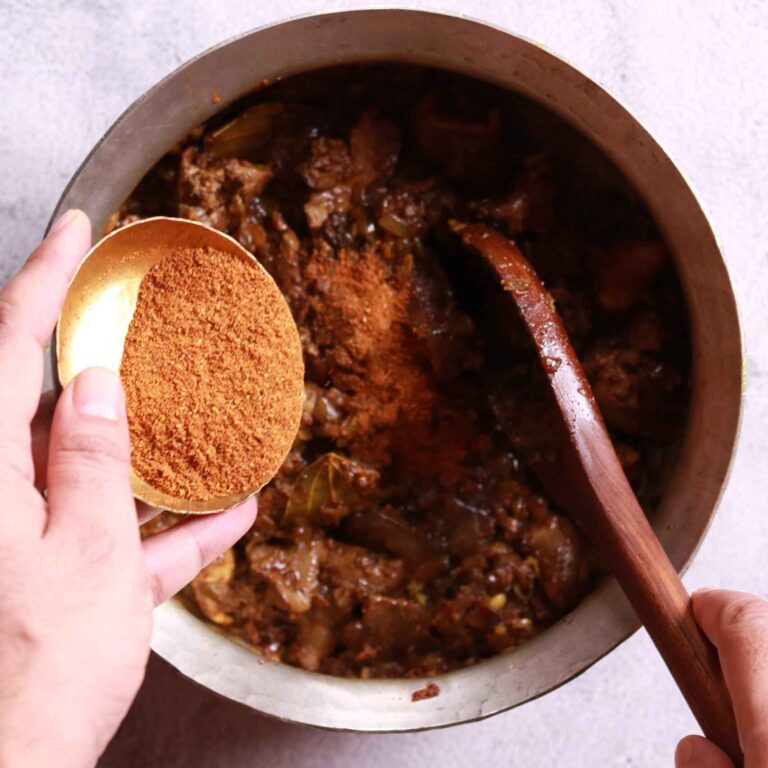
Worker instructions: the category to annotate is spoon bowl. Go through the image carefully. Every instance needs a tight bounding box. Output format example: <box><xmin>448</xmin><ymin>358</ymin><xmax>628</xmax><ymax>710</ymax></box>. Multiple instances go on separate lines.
<box><xmin>54</xmin><ymin>216</ymin><xmax>301</xmax><ymax>514</ymax></box>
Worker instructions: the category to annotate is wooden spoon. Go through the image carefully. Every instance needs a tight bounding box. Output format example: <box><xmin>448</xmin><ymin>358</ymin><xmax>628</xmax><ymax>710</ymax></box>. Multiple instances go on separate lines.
<box><xmin>454</xmin><ymin>222</ymin><xmax>742</xmax><ymax>766</ymax></box>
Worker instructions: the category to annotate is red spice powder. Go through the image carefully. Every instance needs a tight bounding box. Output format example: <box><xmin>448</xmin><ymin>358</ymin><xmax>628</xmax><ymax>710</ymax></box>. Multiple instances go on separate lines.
<box><xmin>305</xmin><ymin>243</ymin><xmax>474</xmax><ymax>483</ymax></box>
<box><xmin>120</xmin><ymin>245</ymin><xmax>304</xmax><ymax>501</ymax></box>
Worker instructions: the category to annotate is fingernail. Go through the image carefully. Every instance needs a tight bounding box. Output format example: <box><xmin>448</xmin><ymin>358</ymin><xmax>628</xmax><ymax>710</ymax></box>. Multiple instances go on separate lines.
<box><xmin>73</xmin><ymin>367</ymin><xmax>123</xmax><ymax>422</ymax></box>
<box><xmin>50</xmin><ymin>208</ymin><xmax>82</xmax><ymax>235</ymax></box>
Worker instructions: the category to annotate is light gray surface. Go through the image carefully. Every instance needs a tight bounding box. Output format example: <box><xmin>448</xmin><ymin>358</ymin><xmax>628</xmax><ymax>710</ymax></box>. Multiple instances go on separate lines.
<box><xmin>1</xmin><ymin>1</ymin><xmax>766</xmax><ymax>766</ymax></box>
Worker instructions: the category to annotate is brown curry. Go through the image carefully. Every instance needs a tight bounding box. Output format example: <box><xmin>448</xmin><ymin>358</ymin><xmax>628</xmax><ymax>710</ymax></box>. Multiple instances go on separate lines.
<box><xmin>116</xmin><ymin>65</ymin><xmax>690</xmax><ymax>678</ymax></box>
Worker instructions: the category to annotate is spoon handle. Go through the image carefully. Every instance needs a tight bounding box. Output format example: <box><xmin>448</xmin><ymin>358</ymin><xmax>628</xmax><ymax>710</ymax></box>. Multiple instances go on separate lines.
<box><xmin>457</xmin><ymin>224</ymin><xmax>743</xmax><ymax>766</ymax></box>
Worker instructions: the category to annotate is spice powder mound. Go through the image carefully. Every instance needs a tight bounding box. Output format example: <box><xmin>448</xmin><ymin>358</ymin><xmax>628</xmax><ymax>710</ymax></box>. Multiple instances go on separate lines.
<box><xmin>120</xmin><ymin>245</ymin><xmax>304</xmax><ymax>501</ymax></box>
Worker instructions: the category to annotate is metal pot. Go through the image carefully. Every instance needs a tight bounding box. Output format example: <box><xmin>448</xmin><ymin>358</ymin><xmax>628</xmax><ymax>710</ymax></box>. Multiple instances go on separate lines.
<box><xmin>51</xmin><ymin>9</ymin><xmax>743</xmax><ymax>732</ymax></box>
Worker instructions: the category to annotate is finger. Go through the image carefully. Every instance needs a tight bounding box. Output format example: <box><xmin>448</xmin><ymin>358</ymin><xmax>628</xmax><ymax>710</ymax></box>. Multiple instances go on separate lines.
<box><xmin>693</xmin><ymin>589</ymin><xmax>768</xmax><ymax>762</ymax></box>
<box><xmin>35</xmin><ymin>390</ymin><xmax>162</xmax><ymax>522</ymax></box>
<box><xmin>142</xmin><ymin>498</ymin><xmax>257</xmax><ymax>605</ymax></box>
<box><xmin>0</xmin><ymin>210</ymin><xmax>91</xmax><ymax>476</ymax></box>
<box><xmin>675</xmin><ymin>735</ymin><xmax>734</xmax><ymax>768</ymax></box>
<box><xmin>0</xmin><ymin>209</ymin><xmax>90</xmax><ymax>345</ymax></box>
<box><xmin>45</xmin><ymin>367</ymin><xmax>137</xmax><ymax>546</ymax></box>
<box><xmin>31</xmin><ymin>390</ymin><xmax>56</xmax><ymax>491</ymax></box>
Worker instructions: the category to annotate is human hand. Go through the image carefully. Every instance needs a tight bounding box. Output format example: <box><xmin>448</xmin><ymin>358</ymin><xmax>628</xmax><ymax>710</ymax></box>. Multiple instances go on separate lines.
<box><xmin>675</xmin><ymin>589</ymin><xmax>768</xmax><ymax>768</ymax></box>
<box><xmin>0</xmin><ymin>210</ymin><xmax>257</xmax><ymax>768</ymax></box>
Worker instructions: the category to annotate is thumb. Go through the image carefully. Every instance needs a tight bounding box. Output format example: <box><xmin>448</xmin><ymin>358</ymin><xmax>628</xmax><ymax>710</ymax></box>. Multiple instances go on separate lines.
<box><xmin>675</xmin><ymin>735</ymin><xmax>735</xmax><ymax>768</ymax></box>
<box><xmin>45</xmin><ymin>367</ymin><xmax>137</xmax><ymax>543</ymax></box>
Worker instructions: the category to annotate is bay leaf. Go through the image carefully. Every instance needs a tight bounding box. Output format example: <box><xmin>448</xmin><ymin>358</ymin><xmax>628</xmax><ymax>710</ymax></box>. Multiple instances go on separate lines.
<box><xmin>284</xmin><ymin>453</ymin><xmax>366</xmax><ymax>525</ymax></box>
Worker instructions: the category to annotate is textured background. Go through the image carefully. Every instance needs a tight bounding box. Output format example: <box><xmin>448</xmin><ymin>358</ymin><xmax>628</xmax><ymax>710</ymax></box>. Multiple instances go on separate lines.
<box><xmin>1</xmin><ymin>1</ymin><xmax>766</xmax><ymax>766</ymax></box>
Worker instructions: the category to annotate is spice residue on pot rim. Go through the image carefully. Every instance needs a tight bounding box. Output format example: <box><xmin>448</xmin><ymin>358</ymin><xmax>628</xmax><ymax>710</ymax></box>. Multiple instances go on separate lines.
<box><xmin>120</xmin><ymin>244</ymin><xmax>304</xmax><ymax>501</ymax></box>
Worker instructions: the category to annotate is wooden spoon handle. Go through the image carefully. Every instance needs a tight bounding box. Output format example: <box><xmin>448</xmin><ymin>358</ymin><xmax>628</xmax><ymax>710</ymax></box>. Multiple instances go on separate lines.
<box><xmin>456</xmin><ymin>224</ymin><xmax>742</xmax><ymax>766</ymax></box>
